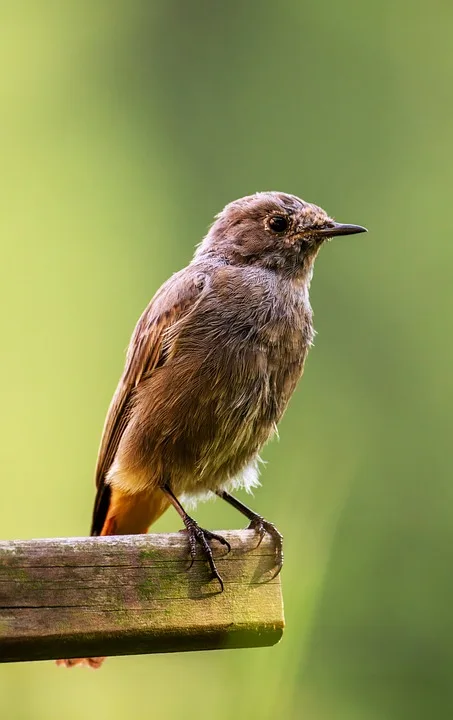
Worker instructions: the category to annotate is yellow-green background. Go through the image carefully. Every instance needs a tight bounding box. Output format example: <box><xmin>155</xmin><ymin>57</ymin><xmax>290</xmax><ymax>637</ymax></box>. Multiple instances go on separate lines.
<box><xmin>1</xmin><ymin>2</ymin><xmax>452</xmax><ymax>718</ymax></box>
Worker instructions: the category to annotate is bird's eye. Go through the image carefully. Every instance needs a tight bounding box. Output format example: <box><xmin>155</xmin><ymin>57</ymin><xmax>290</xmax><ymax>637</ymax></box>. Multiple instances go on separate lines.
<box><xmin>268</xmin><ymin>215</ymin><xmax>289</xmax><ymax>233</ymax></box>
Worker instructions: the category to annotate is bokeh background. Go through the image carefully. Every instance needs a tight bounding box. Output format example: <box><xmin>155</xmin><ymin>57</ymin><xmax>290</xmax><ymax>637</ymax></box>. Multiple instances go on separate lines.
<box><xmin>1</xmin><ymin>1</ymin><xmax>452</xmax><ymax>718</ymax></box>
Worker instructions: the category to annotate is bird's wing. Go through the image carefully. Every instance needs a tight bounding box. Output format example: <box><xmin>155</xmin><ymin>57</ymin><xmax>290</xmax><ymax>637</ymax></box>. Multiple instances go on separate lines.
<box><xmin>94</xmin><ymin>270</ymin><xmax>207</xmax><ymax>491</ymax></box>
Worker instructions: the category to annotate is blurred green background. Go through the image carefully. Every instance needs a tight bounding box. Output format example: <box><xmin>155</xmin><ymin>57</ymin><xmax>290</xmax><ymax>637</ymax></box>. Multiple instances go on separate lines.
<box><xmin>1</xmin><ymin>1</ymin><xmax>452</xmax><ymax>718</ymax></box>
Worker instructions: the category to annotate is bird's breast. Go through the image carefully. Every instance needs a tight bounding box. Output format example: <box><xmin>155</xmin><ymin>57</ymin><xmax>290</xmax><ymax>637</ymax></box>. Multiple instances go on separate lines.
<box><xmin>187</xmin><ymin>289</ymin><xmax>314</xmax><ymax>432</ymax></box>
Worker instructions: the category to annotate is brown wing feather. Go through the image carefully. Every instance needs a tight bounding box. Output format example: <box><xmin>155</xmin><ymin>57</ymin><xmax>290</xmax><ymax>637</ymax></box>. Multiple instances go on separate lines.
<box><xmin>90</xmin><ymin>270</ymin><xmax>207</xmax><ymax>535</ymax></box>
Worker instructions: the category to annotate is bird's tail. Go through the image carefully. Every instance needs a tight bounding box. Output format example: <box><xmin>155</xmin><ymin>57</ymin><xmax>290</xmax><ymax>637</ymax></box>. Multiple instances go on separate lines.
<box><xmin>57</xmin><ymin>482</ymin><xmax>169</xmax><ymax>669</ymax></box>
<box><xmin>91</xmin><ymin>482</ymin><xmax>169</xmax><ymax>536</ymax></box>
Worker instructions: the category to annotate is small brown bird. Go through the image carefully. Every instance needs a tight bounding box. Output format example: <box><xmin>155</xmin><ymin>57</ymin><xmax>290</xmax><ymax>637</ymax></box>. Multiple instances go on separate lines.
<box><xmin>58</xmin><ymin>191</ymin><xmax>366</xmax><ymax>668</ymax></box>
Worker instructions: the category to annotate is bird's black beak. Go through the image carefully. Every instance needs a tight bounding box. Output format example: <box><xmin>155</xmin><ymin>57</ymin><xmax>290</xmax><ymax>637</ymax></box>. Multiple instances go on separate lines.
<box><xmin>316</xmin><ymin>222</ymin><xmax>367</xmax><ymax>238</ymax></box>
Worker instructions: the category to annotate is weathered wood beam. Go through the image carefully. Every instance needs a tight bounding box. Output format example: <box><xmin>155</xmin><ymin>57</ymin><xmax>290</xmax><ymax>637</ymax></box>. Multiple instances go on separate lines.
<box><xmin>0</xmin><ymin>530</ymin><xmax>284</xmax><ymax>663</ymax></box>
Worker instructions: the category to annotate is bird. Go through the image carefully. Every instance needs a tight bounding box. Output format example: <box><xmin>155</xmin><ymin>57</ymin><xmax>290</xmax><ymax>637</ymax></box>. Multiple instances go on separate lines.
<box><xmin>57</xmin><ymin>191</ymin><xmax>366</xmax><ymax>668</ymax></box>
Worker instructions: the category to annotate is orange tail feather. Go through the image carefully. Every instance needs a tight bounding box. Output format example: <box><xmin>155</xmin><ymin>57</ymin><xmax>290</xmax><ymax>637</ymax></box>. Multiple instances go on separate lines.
<box><xmin>100</xmin><ymin>486</ymin><xmax>170</xmax><ymax>535</ymax></box>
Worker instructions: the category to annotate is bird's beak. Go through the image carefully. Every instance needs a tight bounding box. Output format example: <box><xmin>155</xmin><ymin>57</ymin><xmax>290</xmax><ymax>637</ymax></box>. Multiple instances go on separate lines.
<box><xmin>316</xmin><ymin>222</ymin><xmax>367</xmax><ymax>238</ymax></box>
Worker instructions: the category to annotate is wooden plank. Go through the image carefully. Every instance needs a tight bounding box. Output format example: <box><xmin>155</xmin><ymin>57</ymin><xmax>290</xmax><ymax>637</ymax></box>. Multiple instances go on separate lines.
<box><xmin>0</xmin><ymin>530</ymin><xmax>284</xmax><ymax>663</ymax></box>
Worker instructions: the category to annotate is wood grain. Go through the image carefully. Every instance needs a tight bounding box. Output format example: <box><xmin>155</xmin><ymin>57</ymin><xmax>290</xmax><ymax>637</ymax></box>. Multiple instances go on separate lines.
<box><xmin>0</xmin><ymin>530</ymin><xmax>284</xmax><ymax>662</ymax></box>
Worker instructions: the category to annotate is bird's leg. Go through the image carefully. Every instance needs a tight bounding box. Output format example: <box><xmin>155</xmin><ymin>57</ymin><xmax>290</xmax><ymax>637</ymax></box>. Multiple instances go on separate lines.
<box><xmin>216</xmin><ymin>490</ymin><xmax>283</xmax><ymax>576</ymax></box>
<box><xmin>162</xmin><ymin>483</ymin><xmax>231</xmax><ymax>591</ymax></box>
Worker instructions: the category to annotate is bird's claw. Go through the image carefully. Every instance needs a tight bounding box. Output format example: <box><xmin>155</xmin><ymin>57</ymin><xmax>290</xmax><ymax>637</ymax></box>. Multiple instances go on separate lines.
<box><xmin>184</xmin><ymin>518</ymin><xmax>230</xmax><ymax>591</ymax></box>
<box><xmin>248</xmin><ymin>516</ymin><xmax>284</xmax><ymax>578</ymax></box>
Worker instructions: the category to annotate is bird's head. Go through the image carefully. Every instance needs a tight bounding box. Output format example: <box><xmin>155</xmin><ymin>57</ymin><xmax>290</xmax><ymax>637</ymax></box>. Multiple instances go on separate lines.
<box><xmin>197</xmin><ymin>191</ymin><xmax>366</xmax><ymax>280</ymax></box>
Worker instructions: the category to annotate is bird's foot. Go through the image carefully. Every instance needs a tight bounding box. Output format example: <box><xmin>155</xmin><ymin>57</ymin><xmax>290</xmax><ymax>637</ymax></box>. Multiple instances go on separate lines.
<box><xmin>183</xmin><ymin>517</ymin><xmax>231</xmax><ymax>591</ymax></box>
<box><xmin>248</xmin><ymin>516</ymin><xmax>283</xmax><ymax>577</ymax></box>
